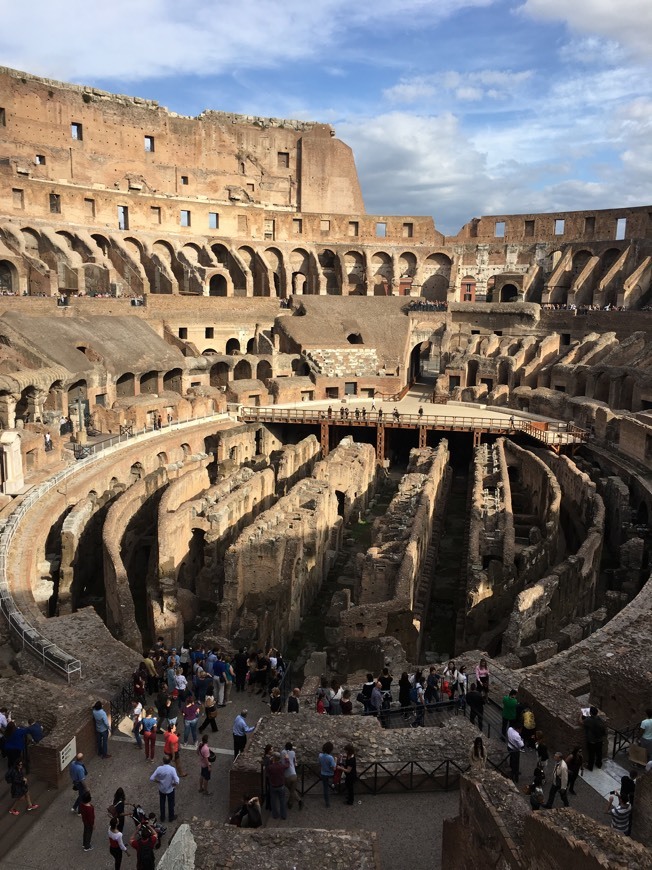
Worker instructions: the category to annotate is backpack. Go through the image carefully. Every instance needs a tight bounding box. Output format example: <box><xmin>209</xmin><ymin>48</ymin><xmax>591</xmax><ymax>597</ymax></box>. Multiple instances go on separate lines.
<box><xmin>523</xmin><ymin>710</ymin><xmax>535</xmax><ymax>730</ymax></box>
<box><xmin>409</xmin><ymin>685</ymin><xmax>419</xmax><ymax>704</ymax></box>
<box><xmin>139</xmin><ymin>838</ymin><xmax>156</xmax><ymax>870</ymax></box>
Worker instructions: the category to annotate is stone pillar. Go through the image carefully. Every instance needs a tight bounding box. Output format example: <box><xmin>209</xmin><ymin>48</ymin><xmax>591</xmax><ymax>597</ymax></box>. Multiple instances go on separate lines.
<box><xmin>0</xmin><ymin>431</ymin><xmax>24</xmax><ymax>494</ymax></box>
<box><xmin>0</xmin><ymin>393</ymin><xmax>18</xmax><ymax>429</ymax></box>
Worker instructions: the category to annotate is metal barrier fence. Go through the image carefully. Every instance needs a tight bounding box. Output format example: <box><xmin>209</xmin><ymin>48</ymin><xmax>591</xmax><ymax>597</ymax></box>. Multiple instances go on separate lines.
<box><xmin>110</xmin><ymin>681</ymin><xmax>137</xmax><ymax>734</ymax></box>
<box><xmin>0</xmin><ymin>411</ymin><xmax>229</xmax><ymax>683</ymax></box>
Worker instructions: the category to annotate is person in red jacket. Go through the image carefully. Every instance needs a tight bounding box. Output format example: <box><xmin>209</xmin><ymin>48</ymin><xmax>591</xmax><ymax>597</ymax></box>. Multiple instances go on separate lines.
<box><xmin>79</xmin><ymin>790</ymin><xmax>95</xmax><ymax>852</ymax></box>
<box><xmin>163</xmin><ymin>723</ymin><xmax>186</xmax><ymax>777</ymax></box>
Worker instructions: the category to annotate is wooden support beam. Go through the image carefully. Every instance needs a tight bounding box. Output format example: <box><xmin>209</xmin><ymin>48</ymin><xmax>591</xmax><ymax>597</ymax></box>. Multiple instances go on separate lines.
<box><xmin>320</xmin><ymin>421</ymin><xmax>330</xmax><ymax>457</ymax></box>
<box><xmin>376</xmin><ymin>424</ymin><xmax>385</xmax><ymax>463</ymax></box>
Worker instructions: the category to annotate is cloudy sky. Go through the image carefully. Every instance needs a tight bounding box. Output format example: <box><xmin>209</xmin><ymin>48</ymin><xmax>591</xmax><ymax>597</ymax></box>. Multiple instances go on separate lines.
<box><xmin>1</xmin><ymin>0</ymin><xmax>651</xmax><ymax>234</ymax></box>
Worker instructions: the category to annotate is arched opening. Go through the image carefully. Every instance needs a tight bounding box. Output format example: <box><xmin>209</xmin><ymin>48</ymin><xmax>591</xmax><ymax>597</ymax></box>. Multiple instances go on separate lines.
<box><xmin>163</xmin><ymin>368</ymin><xmax>183</xmax><ymax>393</ymax></box>
<box><xmin>290</xmin><ymin>249</ymin><xmax>310</xmax><ymax>295</ymax></box>
<box><xmin>0</xmin><ymin>260</ymin><xmax>18</xmax><ymax>294</ymax></box>
<box><xmin>572</xmin><ymin>249</ymin><xmax>593</xmax><ymax>281</ymax></box>
<box><xmin>246</xmin><ymin>338</ymin><xmax>256</xmax><ymax>354</ymax></box>
<box><xmin>344</xmin><ymin>250</ymin><xmax>365</xmax><ymax>295</ymax></box>
<box><xmin>467</xmin><ymin>360</ymin><xmax>479</xmax><ymax>388</ymax></box>
<box><xmin>139</xmin><ymin>370</ymin><xmax>158</xmax><ymax>394</ymax></box>
<box><xmin>181</xmin><ymin>443</ymin><xmax>191</xmax><ymax>459</ymax></box>
<box><xmin>233</xmin><ymin>359</ymin><xmax>252</xmax><ymax>380</ymax></box>
<box><xmin>203</xmin><ymin>349</ymin><xmax>218</xmax><ymax>355</ymax></box>
<box><xmin>226</xmin><ymin>338</ymin><xmax>240</xmax><ymax>355</ymax></box>
<box><xmin>347</xmin><ymin>333</ymin><xmax>363</xmax><ymax>345</ymax></box>
<box><xmin>210</xmin><ymin>361</ymin><xmax>230</xmax><ymax>388</ymax></box>
<box><xmin>91</xmin><ymin>234</ymin><xmax>111</xmax><ymax>257</ymax></box>
<box><xmin>500</xmin><ymin>283</ymin><xmax>519</xmax><ymax>303</ymax></box>
<box><xmin>318</xmin><ymin>249</ymin><xmax>340</xmax><ymax>295</ymax></box>
<box><xmin>116</xmin><ymin>373</ymin><xmax>135</xmax><ymax>398</ymax></box>
<box><xmin>594</xmin><ymin>373</ymin><xmax>610</xmax><ymax>404</ymax></box>
<box><xmin>409</xmin><ymin>341</ymin><xmax>431</xmax><ymax>382</ymax></box>
<box><xmin>636</xmin><ymin>502</ymin><xmax>648</xmax><ymax>526</ymax></box>
<box><xmin>422</xmin><ymin>253</ymin><xmax>451</xmax><ymax>302</ymax></box>
<box><xmin>292</xmin><ymin>359</ymin><xmax>311</xmax><ymax>376</ymax></box>
<box><xmin>257</xmin><ymin>360</ymin><xmax>272</xmax><ymax>381</ymax></box>
<box><xmin>157</xmin><ymin>452</ymin><xmax>168</xmax><ymax>468</ymax></box>
<box><xmin>498</xmin><ymin>360</ymin><xmax>510</xmax><ymax>386</ymax></box>
<box><xmin>209</xmin><ymin>274</ymin><xmax>227</xmax><ymax>296</ymax></box>
<box><xmin>130</xmin><ymin>462</ymin><xmax>144</xmax><ymax>483</ymax></box>
<box><xmin>335</xmin><ymin>490</ymin><xmax>345</xmax><ymax>517</ymax></box>
<box><xmin>371</xmin><ymin>251</ymin><xmax>392</xmax><ymax>295</ymax></box>
<box><xmin>211</xmin><ymin>244</ymin><xmax>247</xmax><ymax>296</ymax></box>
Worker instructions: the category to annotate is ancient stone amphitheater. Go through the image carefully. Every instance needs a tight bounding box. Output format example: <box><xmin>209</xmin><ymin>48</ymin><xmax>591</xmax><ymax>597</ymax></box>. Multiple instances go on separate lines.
<box><xmin>1</xmin><ymin>65</ymin><xmax>652</xmax><ymax>868</ymax></box>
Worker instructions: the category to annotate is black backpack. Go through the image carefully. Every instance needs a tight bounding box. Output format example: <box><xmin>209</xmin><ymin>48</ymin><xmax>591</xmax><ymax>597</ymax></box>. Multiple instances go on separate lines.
<box><xmin>139</xmin><ymin>838</ymin><xmax>156</xmax><ymax>870</ymax></box>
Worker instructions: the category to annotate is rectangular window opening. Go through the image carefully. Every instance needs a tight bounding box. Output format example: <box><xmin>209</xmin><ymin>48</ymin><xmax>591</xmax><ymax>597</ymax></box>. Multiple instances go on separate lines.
<box><xmin>320</xmin><ymin>219</ymin><xmax>330</xmax><ymax>233</ymax></box>
<box><xmin>348</xmin><ymin>221</ymin><xmax>359</xmax><ymax>237</ymax></box>
<box><xmin>584</xmin><ymin>216</ymin><xmax>595</xmax><ymax>235</ymax></box>
<box><xmin>292</xmin><ymin>218</ymin><xmax>303</xmax><ymax>235</ymax></box>
<box><xmin>615</xmin><ymin>217</ymin><xmax>627</xmax><ymax>240</ymax></box>
<box><xmin>524</xmin><ymin>219</ymin><xmax>535</xmax><ymax>237</ymax></box>
<box><xmin>49</xmin><ymin>193</ymin><xmax>61</xmax><ymax>214</ymax></box>
<box><xmin>376</xmin><ymin>222</ymin><xmax>387</xmax><ymax>238</ymax></box>
<box><xmin>0</xmin><ymin>108</ymin><xmax>5</xmax><ymax>126</ymax></box>
<box><xmin>494</xmin><ymin>220</ymin><xmax>505</xmax><ymax>238</ymax></box>
<box><xmin>144</xmin><ymin>135</ymin><xmax>155</xmax><ymax>152</ymax></box>
<box><xmin>180</xmin><ymin>209</ymin><xmax>191</xmax><ymax>227</ymax></box>
<box><xmin>208</xmin><ymin>212</ymin><xmax>219</xmax><ymax>230</ymax></box>
<box><xmin>151</xmin><ymin>206</ymin><xmax>161</xmax><ymax>224</ymax></box>
<box><xmin>247</xmin><ymin>183</ymin><xmax>255</xmax><ymax>192</ymax></box>
<box><xmin>180</xmin><ymin>175</ymin><xmax>188</xmax><ymax>185</ymax></box>
<box><xmin>178</xmin><ymin>327</ymin><xmax>188</xmax><ymax>340</ymax></box>
<box><xmin>12</xmin><ymin>189</ymin><xmax>24</xmax><ymax>209</ymax></box>
<box><xmin>344</xmin><ymin>382</ymin><xmax>357</xmax><ymax>395</ymax></box>
<box><xmin>264</xmin><ymin>219</ymin><xmax>275</xmax><ymax>241</ymax></box>
<box><xmin>35</xmin><ymin>154</ymin><xmax>46</xmax><ymax>165</ymax></box>
<box><xmin>237</xmin><ymin>214</ymin><xmax>247</xmax><ymax>233</ymax></box>
<box><xmin>277</xmin><ymin>151</ymin><xmax>290</xmax><ymax>169</ymax></box>
<box><xmin>205</xmin><ymin>327</ymin><xmax>214</xmax><ymax>339</ymax></box>
<box><xmin>84</xmin><ymin>197</ymin><xmax>95</xmax><ymax>217</ymax></box>
<box><xmin>402</xmin><ymin>222</ymin><xmax>413</xmax><ymax>239</ymax></box>
<box><xmin>71</xmin><ymin>122</ymin><xmax>83</xmax><ymax>141</ymax></box>
<box><xmin>554</xmin><ymin>218</ymin><xmax>565</xmax><ymax>236</ymax></box>
<box><xmin>117</xmin><ymin>205</ymin><xmax>129</xmax><ymax>231</ymax></box>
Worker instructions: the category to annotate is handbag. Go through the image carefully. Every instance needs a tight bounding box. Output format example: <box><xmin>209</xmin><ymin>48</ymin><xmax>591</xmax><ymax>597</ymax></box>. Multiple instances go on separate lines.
<box><xmin>208</xmin><ymin>750</ymin><xmax>217</xmax><ymax>763</ymax></box>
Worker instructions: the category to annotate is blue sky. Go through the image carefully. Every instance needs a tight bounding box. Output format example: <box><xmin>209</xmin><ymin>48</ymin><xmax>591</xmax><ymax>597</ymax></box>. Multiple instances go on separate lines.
<box><xmin>1</xmin><ymin>0</ymin><xmax>651</xmax><ymax>234</ymax></box>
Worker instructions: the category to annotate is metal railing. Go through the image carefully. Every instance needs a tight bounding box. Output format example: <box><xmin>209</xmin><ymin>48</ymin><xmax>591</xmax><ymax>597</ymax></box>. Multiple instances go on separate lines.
<box><xmin>292</xmin><ymin>753</ymin><xmax>510</xmax><ymax>800</ymax></box>
<box><xmin>611</xmin><ymin>723</ymin><xmax>642</xmax><ymax>759</ymax></box>
<box><xmin>239</xmin><ymin>406</ymin><xmax>588</xmax><ymax>445</ymax></box>
<box><xmin>0</xmin><ymin>411</ymin><xmax>232</xmax><ymax>682</ymax></box>
<box><xmin>110</xmin><ymin>681</ymin><xmax>137</xmax><ymax>734</ymax></box>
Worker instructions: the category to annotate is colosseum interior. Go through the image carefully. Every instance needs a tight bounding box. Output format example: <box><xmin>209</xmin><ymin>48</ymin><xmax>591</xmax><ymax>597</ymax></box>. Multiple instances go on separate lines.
<box><xmin>1</xmin><ymin>65</ymin><xmax>652</xmax><ymax>869</ymax></box>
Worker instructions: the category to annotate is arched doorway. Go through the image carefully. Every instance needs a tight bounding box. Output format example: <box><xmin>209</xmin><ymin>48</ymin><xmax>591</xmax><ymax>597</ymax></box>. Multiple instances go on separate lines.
<box><xmin>500</xmin><ymin>284</ymin><xmax>519</xmax><ymax>302</ymax></box>
<box><xmin>409</xmin><ymin>341</ymin><xmax>431</xmax><ymax>382</ymax></box>
<box><xmin>209</xmin><ymin>274</ymin><xmax>227</xmax><ymax>296</ymax></box>
<box><xmin>0</xmin><ymin>261</ymin><xmax>17</xmax><ymax>294</ymax></box>
<box><xmin>226</xmin><ymin>338</ymin><xmax>240</xmax><ymax>355</ymax></box>
<box><xmin>210</xmin><ymin>362</ymin><xmax>229</xmax><ymax>388</ymax></box>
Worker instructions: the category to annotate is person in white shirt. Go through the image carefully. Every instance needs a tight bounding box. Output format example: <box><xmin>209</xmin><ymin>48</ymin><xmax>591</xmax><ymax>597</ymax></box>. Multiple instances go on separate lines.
<box><xmin>108</xmin><ymin>816</ymin><xmax>128</xmax><ymax>868</ymax></box>
<box><xmin>544</xmin><ymin>752</ymin><xmax>569</xmax><ymax>808</ymax></box>
<box><xmin>506</xmin><ymin>723</ymin><xmax>524</xmax><ymax>783</ymax></box>
<box><xmin>281</xmin><ymin>741</ymin><xmax>299</xmax><ymax>809</ymax></box>
<box><xmin>639</xmin><ymin>708</ymin><xmax>652</xmax><ymax>760</ymax></box>
<box><xmin>0</xmin><ymin>708</ymin><xmax>9</xmax><ymax>731</ymax></box>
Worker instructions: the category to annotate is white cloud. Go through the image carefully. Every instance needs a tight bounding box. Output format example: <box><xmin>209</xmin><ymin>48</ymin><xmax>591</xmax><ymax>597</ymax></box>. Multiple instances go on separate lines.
<box><xmin>0</xmin><ymin>0</ymin><xmax>494</xmax><ymax>82</ymax></box>
<box><xmin>521</xmin><ymin>0</ymin><xmax>652</xmax><ymax>60</ymax></box>
<box><xmin>384</xmin><ymin>69</ymin><xmax>533</xmax><ymax>105</ymax></box>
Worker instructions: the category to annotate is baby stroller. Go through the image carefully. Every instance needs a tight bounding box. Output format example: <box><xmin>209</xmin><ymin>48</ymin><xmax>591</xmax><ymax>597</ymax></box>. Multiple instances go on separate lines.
<box><xmin>131</xmin><ymin>804</ymin><xmax>167</xmax><ymax>849</ymax></box>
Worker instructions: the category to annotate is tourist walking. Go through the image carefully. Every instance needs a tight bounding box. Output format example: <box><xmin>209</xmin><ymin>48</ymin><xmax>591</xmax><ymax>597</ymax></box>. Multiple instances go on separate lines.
<box><xmin>197</xmin><ymin>734</ymin><xmax>213</xmax><ymax>796</ymax></box>
<box><xmin>319</xmin><ymin>742</ymin><xmax>337</xmax><ymax>808</ymax></box>
<box><xmin>566</xmin><ymin>747</ymin><xmax>583</xmax><ymax>794</ymax></box>
<box><xmin>545</xmin><ymin>752</ymin><xmax>570</xmax><ymax>808</ymax></box>
<box><xmin>232</xmin><ymin>709</ymin><xmax>255</xmax><ymax>759</ymax></box>
<box><xmin>164</xmin><ymin>723</ymin><xmax>186</xmax><ymax>777</ymax></box>
<box><xmin>581</xmin><ymin>706</ymin><xmax>606</xmax><ymax>770</ymax></box>
<box><xmin>79</xmin><ymin>790</ymin><xmax>94</xmax><ymax>852</ymax></box>
<box><xmin>6</xmin><ymin>759</ymin><xmax>39</xmax><ymax>816</ymax></box>
<box><xmin>69</xmin><ymin>751</ymin><xmax>87</xmax><ymax>813</ymax></box>
<box><xmin>150</xmin><ymin>755</ymin><xmax>179</xmax><ymax>822</ymax></box>
<box><xmin>466</xmin><ymin>683</ymin><xmax>485</xmax><ymax>731</ymax></box>
<box><xmin>92</xmin><ymin>701</ymin><xmax>111</xmax><ymax>759</ymax></box>
<box><xmin>182</xmin><ymin>696</ymin><xmax>200</xmax><ymax>746</ymax></box>
<box><xmin>338</xmin><ymin>744</ymin><xmax>357</xmax><ymax>805</ymax></box>
<box><xmin>281</xmin><ymin>742</ymin><xmax>299</xmax><ymax>809</ymax></box>
<box><xmin>506</xmin><ymin>722</ymin><xmax>524</xmax><ymax>783</ymax></box>
<box><xmin>108</xmin><ymin>816</ymin><xmax>129</xmax><ymax>869</ymax></box>
<box><xmin>142</xmin><ymin>708</ymin><xmax>158</xmax><ymax>761</ymax></box>
<box><xmin>198</xmin><ymin>690</ymin><xmax>219</xmax><ymax>732</ymax></box>
<box><xmin>501</xmin><ymin>689</ymin><xmax>518</xmax><ymax>738</ymax></box>
<box><xmin>475</xmin><ymin>658</ymin><xmax>490</xmax><ymax>697</ymax></box>
<box><xmin>267</xmin><ymin>751</ymin><xmax>289</xmax><ymax>819</ymax></box>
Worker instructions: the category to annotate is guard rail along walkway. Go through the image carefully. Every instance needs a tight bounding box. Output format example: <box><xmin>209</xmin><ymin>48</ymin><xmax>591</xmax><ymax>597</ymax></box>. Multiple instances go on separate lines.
<box><xmin>0</xmin><ymin>411</ymin><xmax>229</xmax><ymax>683</ymax></box>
